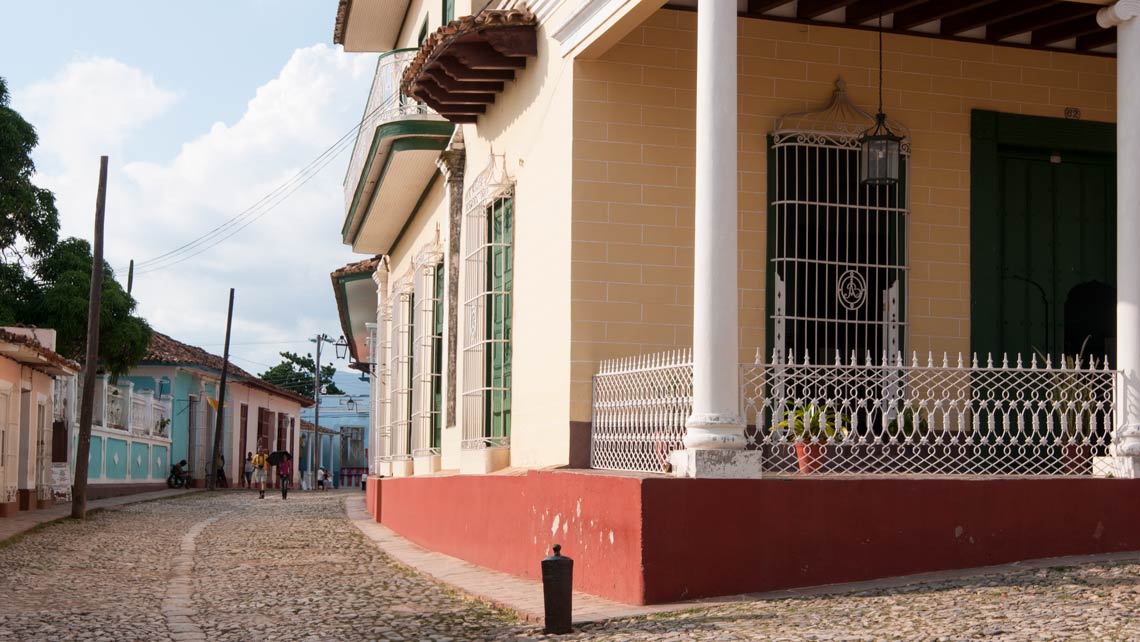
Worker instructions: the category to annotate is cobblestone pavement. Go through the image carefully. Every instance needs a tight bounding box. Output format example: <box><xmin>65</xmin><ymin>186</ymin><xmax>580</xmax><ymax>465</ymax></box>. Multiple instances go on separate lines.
<box><xmin>1</xmin><ymin>491</ymin><xmax>1139</xmax><ymax>641</ymax></box>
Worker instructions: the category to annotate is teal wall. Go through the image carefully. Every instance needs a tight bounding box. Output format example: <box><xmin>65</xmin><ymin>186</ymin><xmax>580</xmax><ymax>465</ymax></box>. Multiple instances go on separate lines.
<box><xmin>88</xmin><ymin>436</ymin><xmax>103</xmax><ymax>478</ymax></box>
<box><xmin>153</xmin><ymin>445</ymin><xmax>169</xmax><ymax>478</ymax></box>
<box><xmin>171</xmin><ymin>370</ymin><xmax>195</xmax><ymax>465</ymax></box>
<box><xmin>131</xmin><ymin>442</ymin><xmax>149</xmax><ymax>480</ymax></box>
<box><xmin>105</xmin><ymin>438</ymin><xmax>128</xmax><ymax>479</ymax></box>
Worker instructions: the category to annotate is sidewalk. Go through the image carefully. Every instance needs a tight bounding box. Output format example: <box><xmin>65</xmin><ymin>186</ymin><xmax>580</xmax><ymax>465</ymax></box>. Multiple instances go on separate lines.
<box><xmin>0</xmin><ymin>488</ymin><xmax>199</xmax><ymax>544</ymax></box>
<box><xmin>345</xmin><ymin>494</ymin><xmax>1140</xmax><ymax>627</ymax></box>
<box><xmin>343</xmin><ymin>495</ymin><xmax>681</xmax><ymax>624</ymax></box>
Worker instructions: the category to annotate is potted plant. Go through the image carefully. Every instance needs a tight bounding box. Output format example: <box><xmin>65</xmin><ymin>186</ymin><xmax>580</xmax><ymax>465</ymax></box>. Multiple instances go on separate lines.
<box><xmin>776</xmin><ymin>403</ymin><xmax>849</xmax><ymax>473</ymax></box>
<box><xmin>1039</xmin><ymin>339</ymin><xmax>1098</xmax><ymax>475</ymax></box>
<box><xmin>155</xmin><ymin>416</ymin><xmax>171</xmax><ymax>438</ymax></box>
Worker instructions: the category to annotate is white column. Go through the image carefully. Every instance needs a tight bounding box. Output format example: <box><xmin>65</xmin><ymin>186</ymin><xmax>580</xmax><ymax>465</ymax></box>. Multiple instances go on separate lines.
<box><xmin>684</xmin><ymin>0</ymin><xmax>745</xmax><ymax>450</ymax></box>
<box><xmin>1100</xmin><ymin>0</ymin><xmax>1140</xmax><ymax>477</ymax></box>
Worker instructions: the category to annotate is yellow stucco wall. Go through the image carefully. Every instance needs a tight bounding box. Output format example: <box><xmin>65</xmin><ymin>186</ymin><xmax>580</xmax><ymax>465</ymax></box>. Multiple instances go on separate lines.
<box><xmin>569</xmin><ymin>9</ymin><xmax>1117</xmax><ymax>422</ymax></box>
<box><xmin>459</xmin><ymin>2</ymin><xmax>577</xmax><ymax>468</ymax></box>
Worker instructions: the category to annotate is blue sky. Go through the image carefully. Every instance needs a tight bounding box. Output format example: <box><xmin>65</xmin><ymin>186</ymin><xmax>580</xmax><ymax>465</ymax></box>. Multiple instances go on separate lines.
<box><xmin>1</xmin><ymin>1</ymin><xmax>338</xmax><ymax>163</ymax></box>
<box><xmin>1</xmin><ymin>1</ymin><xmax>378</xmax><ymax>376</ymax></box>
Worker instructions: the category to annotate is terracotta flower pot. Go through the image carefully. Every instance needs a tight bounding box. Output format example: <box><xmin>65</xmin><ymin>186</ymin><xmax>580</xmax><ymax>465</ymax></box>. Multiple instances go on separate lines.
<box><xmin>795</xmin><ymin>441</ymin><xmax>826</xmax><ymax>474</ymax></box>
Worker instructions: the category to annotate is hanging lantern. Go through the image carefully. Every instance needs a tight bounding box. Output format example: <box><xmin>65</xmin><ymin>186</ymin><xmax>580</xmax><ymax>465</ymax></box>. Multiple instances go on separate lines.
<box><xmin>860</xmin><ymin>0</ymin><xmax>901</xmax><ymax>186</ymax></box>
<box><xmin>860</xmin><ymin>112</ymin><xmax>902</xmax><ymax>186</ymax></box>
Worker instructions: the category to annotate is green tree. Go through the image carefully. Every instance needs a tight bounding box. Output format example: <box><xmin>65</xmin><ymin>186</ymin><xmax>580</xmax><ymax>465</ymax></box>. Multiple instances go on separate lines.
<box><xmin>259</xmin><ymin>351</ymin><xmax>343</xmax><ymax>398</ymax></box>
<box><xmin>0</xmin><ymin>77</ymin><xmax>58</xmax><ymax>269</ymax></box>
<box><xmin>29</xmin><ymin>238</ymin><xmax>152</xmax><ymax>377</ymax></box>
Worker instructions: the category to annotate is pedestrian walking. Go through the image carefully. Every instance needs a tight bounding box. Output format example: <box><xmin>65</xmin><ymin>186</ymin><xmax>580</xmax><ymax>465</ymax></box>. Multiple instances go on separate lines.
<box><xmin>317</xmin><ymin>466</ymin><xmax>328</xmax><ymax>491</ymax></box>
<box><xmin>278</xmin><ymin>453</ymin><xmax>293</xmax><ymax>500</ymax></box>
<box><xmin>243</xmin><ymin>452</ymin><xmax>253</xmax><ymax>488</ymax></box>
<box><xmin>252</xmin><ymin>448</ymin><xmax>269</xmax><ymax>499</ymax></box>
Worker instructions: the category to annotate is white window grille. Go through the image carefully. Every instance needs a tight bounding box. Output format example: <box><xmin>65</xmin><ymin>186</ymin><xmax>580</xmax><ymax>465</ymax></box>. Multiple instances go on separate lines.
<box><xmin>770</xmin><ymin>79</ymin><xmax>909</xmax><ymax>365</ymax></box>
<box><xmin>389</xmin><ymin>280</ymin><xmax>414</xmax><ymax>460</ymax></box>
<box><xmin>412</xmin><ymin>252</ymin><xmax>444</xmax><ymax>457</ymax></box>
<box><xmin>462</xmin><ymin>155</ymin><xmax>514</xmax><ymax>450</ymax></box>
<box><xmin>375</xmin><ymin>305</ymin><xmax>392</xmax><ymax>464</ymax></box>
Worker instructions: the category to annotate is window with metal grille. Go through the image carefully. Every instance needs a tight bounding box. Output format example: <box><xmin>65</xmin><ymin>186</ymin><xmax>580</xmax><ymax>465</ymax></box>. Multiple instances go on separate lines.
<box><xmin>389</xmin><ymin>283</ymin><xmax>414</xmax><ymax>459</ymax></box>
<box><xmin>768</xmin><ymin>81</ymin><xmax>909</xmax><ymax>365</ymax></box>
<box><xmin>412</xmin><ymin>256</ymin><xmax>444</xmax><ymax>456</ymax></box>
<box><xmin>462</xmin><ymin>157</ymin><xmax>514</xmax><ymax>450</ymax></box>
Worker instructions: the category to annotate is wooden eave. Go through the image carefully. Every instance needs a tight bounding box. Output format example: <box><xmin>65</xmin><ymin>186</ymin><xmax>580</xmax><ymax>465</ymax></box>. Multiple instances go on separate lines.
<box><xmin>669</xmin><ymin>1</ymin><xmax>1118</xmax><ymax>55</ymax></box>
<box><xmin>401</xmin><ymin>10</ymin><xmax>538</xmax><ymax>124</ymax></box>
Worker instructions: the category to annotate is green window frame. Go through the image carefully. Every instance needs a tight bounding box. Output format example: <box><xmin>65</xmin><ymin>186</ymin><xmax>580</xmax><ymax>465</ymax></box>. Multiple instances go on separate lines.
<box><xmin>418</xmin><ymin>18</ymin><xmax>429</xmax><ymax>46</ymax></box>
<box><xmin>431</xmin><ymin>261</ymin><xmax>444</xmax><ymax>449</ymax></box>
<box><xmin>485</xmin><ymin>197</ymin><xmax>513</xmax><ymax>441</ymax></box>
<box><xmin>442</xmin><ymin>0</ymin><xmax>454</xmax><ymax>24</ymax></box>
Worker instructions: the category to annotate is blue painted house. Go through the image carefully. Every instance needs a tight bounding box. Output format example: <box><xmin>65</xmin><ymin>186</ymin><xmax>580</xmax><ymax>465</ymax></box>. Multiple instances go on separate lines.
<box><xmin>74</xmin><ymin>331</ymin><xmax>313</xmax><ymax>496</ymax></box>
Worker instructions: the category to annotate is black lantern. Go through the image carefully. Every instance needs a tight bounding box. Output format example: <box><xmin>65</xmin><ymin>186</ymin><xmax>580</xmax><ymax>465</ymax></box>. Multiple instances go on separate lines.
<box><xmin>334</xmin><ymin>335</ymin><xmax>349</xmax><ymax>360</ymax></box>
<box><xmin>860</xmin><ymin>113</ymin><xmax>901</xmax><ymax>185</ymax></box>
<box><xmin>859</xmin><ymin>1</ymin><xmax>901</xmax><ymax>186</ymax></box>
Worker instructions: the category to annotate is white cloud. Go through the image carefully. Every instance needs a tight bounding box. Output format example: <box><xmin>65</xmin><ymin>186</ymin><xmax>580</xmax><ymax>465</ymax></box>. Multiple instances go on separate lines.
<box><xmin>14</xmin><ymin>45</ymin><xmax>377</xmax><ymax>370</ymax></box>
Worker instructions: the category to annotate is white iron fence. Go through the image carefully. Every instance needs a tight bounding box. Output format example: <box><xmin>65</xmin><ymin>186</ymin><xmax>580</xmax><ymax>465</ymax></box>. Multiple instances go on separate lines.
<box><xmin>89</xmin><ymin>376</ymin><xmax>173</xmax><ymax>440</ymax></box>
<box><xmin>591</xmin><ymin>350</ymin><xmax>692</xmax><ymax>473</ymax></box>
<box><xmin>591</xmin><ymin>350</ymin><xmax>1116</xmax><ymax>476</ymax></box>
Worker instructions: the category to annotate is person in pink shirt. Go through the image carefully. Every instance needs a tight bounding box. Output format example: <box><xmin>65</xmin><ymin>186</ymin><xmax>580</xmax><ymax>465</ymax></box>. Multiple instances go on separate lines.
<box><xmin>277</xmin><ymin>453</ymin><xmax>293</xmax><ymax>500</ymax></box>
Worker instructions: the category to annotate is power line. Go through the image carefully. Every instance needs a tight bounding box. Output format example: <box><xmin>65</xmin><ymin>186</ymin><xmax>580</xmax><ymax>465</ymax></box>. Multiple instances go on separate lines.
<box><xmin>131</xmin><ymin>89</ymin><xmax>401</xmax><ymax>275</ymax></box>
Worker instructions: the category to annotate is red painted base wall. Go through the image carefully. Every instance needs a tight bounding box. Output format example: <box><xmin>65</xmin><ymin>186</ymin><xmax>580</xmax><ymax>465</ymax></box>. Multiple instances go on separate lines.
<box><xmin>376</xmin><ymin>472</ymin><xmax>1140</xmax><ymax>605</ymax></box>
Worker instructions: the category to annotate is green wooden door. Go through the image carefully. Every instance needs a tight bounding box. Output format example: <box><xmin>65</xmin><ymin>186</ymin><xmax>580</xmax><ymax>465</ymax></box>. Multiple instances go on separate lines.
<box><xmin>986</xmin><ymin>148</ymin><xmax>1115</xmax><ymax>361</ymax></box>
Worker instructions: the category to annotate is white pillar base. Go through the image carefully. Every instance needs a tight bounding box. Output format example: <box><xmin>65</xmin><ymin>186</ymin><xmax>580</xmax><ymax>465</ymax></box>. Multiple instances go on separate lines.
<box><xmin>459</xmin><ymin>446</ymin><xmax>510</xmax><ymax>475</ymax></box>
<box><xmin>669</xmin><ymin>448</ymin><xmax>762</xmax><ymax>479</ymax></box>
<box><xmin>413</xmin><ymin>454</ymin><xmax>441</xmax><ymax>476</ymax></box>
<box><xmin>391</xmin><ymin>460</ymin><xmax>414</xmax><ymax>478</ymax></box>
<box><xmin>683</xmin><ymin>413</ymin><xmax>748</xmax><ymax>449</ymax></box>
<box><xmin>1093</xmin><ymin>455</ymin><xmax>1140</xmax><ymax>478</ymax></box>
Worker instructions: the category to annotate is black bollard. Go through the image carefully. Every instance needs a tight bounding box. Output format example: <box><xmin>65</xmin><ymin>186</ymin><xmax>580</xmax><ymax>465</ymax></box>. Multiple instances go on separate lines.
<box><xmin>541</xmin><ymin>544</ymin><xmax>573</xmax><ymax>634</ymax></box>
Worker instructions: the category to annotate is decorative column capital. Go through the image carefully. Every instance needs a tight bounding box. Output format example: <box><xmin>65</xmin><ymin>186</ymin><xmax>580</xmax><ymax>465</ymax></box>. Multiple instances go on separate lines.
<box><xmin>1098</xmin><ymin>0</ymin><xmax>1140</xmax><ymax>28</ymax></box>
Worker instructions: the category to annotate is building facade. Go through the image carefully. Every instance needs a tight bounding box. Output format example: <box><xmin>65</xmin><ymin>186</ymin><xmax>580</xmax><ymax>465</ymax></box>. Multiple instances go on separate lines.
<box><xmin>332</xmin><ymin>0</ymin><xmax>1140</xmax><ymax>604</ymax></box>
<box><xmin>0</xmin><ymin>328</ymin><xmax>78</xmax><ymax>517</ymax></box>
<box><xmin>76</xmin><ymin>332</ymin><xmax>313</xmax><ymax>495</ymax></box>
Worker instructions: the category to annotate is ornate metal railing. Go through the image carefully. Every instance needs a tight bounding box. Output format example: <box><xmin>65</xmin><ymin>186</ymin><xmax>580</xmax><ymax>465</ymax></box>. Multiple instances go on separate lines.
<box><xmin>89</xmin><ymin>376</ymin><xmax>173</xmax><ymax>440</ymax></box>
<box><xmin>591</xmin><ymin>350</ymin><xmax>1117</xmax><ymax>476</ymax></box>
<box><xmin>591</xmin><ymin>350</ymin><xmax>692</xmax><ymax>473</ymax></box>
<box><xmin>343</xmin><ymin>48</ymin><xmax>442</xmax><ymax>215</ymax></box>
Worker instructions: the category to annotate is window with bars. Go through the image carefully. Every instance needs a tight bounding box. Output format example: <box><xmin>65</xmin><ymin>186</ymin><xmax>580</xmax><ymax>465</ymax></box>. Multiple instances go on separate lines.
<box><xmin>389</xmin><ymin>284</ymin><xmax>414</xmax><ymax>460</ymax></box>
<box><xmin>768</xmin><ymin>83</ymin><xmax>909</xmax><ymax>365</ymax></box>
<box><xmin>463</xmin><ymin>185</ymin><xmax>514</xmax><ymax>449</ymax></box>
<box><xmin>412</xmin><ymin>257</ymin><xmax>444</xmax><ymax>456</ymax></box>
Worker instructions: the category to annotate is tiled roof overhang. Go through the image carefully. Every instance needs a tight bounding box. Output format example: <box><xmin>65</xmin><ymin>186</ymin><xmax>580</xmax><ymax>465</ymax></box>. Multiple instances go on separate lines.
<box><xmin>143</xmin><ymin>331</ymin><xmax>314</xmax><ymax>407</ymax></box>
<box><xmin>401</xmin><ymin>10</ymin><xmax>539</xmax><ymax>124</ymax></box>
<box><xmin>331</xmin><ymin>256</ymin><xmax>381</xmax><ymax>365</ymax></box>
<box><xmin>0</xmin><ymin>329</ymin><xmax>79</xmax><ymax>376</ymax></box>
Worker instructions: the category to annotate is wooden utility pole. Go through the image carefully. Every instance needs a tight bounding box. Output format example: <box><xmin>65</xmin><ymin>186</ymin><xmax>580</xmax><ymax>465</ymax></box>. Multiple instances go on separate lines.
<box><xmin>208</xmin><ymin>288</ymin><xmax>235</xmax><ymax>490</ymax></box>
<box><xmin>72</xmin><ymin>156</ymin><xmax>108</xmax><ymax>519</ymax></box>
<box><xmin>126</xmin><ymin>260</ymin><xmax>134</xmax><ymax>295</ymax></box>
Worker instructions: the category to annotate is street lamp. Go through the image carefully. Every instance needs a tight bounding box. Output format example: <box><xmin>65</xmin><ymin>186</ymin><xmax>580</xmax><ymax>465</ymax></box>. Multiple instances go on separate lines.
<box><xmin>335</xmin><ymin>335</ymin><xmax>350</xmax><ymax>360</ymax></box>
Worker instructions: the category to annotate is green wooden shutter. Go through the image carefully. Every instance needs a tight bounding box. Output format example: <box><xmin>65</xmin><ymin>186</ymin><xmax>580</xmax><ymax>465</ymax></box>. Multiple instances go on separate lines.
<box><xmin>431</xmin><ymin>262</ymin><xmax>444</xmax><ymax>449</ymax></box>
<box><xmin>485</xmin><ymin>197</ymin><xmax>513</xmax><ymax>440</ymax></box>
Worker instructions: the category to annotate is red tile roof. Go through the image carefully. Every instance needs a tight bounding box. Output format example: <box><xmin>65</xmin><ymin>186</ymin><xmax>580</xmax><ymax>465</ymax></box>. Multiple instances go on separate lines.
<box><xmin>144</xmin><ymin>331</ymin><xmax>313</xmax><ymax>407</ymax></box>
<box><xmin>0</xmin><ymin>329</ymin><xmax>80</xmax><ymax>375</ymax></box>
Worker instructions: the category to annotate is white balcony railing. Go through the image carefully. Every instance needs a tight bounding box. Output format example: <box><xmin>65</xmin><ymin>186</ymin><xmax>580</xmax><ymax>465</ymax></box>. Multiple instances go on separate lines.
<box><xmin>344</xmin><ymin>48</ymin><xmax>444</xmax><ymax>216</ymax></box>
<box><xmin>591</xmin><ymin>349</ymin><xmax>1118</xmax><ymax>477</ymax></box>
<box><xmin>90</xmin><ymin>376</ymin><xmax>173</xmax><ymax>440</ymax></box>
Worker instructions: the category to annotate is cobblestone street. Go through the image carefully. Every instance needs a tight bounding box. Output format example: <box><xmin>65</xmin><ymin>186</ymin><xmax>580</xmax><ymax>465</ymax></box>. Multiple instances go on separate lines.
<box><xmin>1</xmin><ymin>492</ymin><xmax>1140</xmax><ymax>641</ymax></box>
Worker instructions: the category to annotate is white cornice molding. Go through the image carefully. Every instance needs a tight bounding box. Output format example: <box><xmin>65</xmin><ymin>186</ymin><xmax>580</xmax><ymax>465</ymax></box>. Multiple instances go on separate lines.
<box><xmin>553</xmin><ymin>0</ymin><xmax>632</xmax><ymax>57</ymax></box>
<box><xmin>1098</xmin><ymin>0</ymin><xmax>1140</xmax><ymax>28</ymax></box>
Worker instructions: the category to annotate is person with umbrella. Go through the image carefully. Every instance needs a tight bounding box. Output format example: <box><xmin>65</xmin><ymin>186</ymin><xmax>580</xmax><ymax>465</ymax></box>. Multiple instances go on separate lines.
<box><xmin>251</xmin><ymin>447</ymin><xmax>269</xmax><ymax>499</ymax></box>
<box><xmin>268</xmin><ymin>450</ymin><xmax>292</xmax><ymax>499</ymax></box>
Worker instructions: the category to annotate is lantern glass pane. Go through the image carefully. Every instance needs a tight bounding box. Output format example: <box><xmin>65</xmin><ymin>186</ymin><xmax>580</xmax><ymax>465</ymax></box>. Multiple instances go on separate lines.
<box><xmin>860</xmin><ymin>135</ymin><xmax>900</xmax><ymax>186</ymax></box>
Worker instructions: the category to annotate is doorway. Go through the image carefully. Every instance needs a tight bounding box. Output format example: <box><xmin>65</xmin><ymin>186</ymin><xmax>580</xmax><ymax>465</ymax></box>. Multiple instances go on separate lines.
<box><xmin>971</xmin><ymin>111</ymin><xmax>1116</xmax><ymax>365</ymax></box>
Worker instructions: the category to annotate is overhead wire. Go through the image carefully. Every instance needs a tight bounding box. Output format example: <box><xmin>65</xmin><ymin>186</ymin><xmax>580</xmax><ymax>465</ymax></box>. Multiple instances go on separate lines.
<box><xmin>131</xmin><ymin>87</ymin><xmax>401</xmax><ymax>275</ymax></box>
